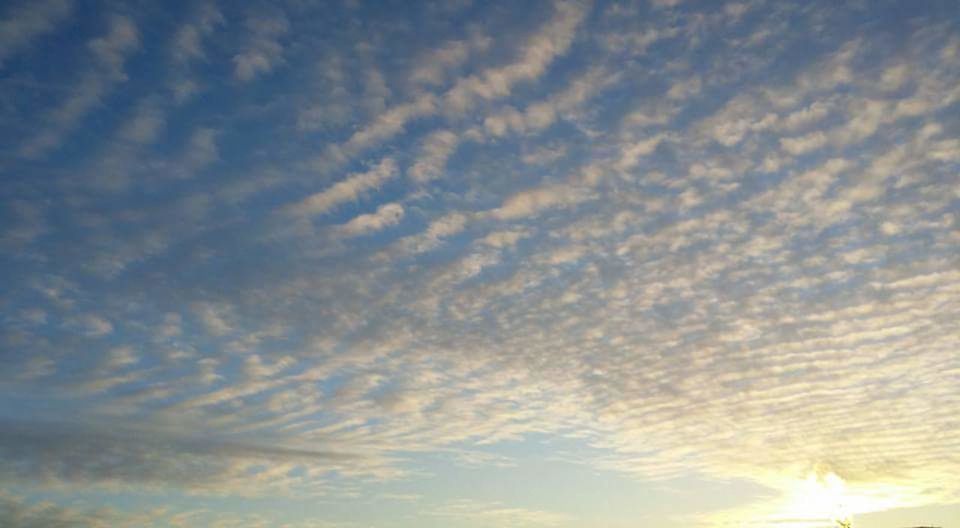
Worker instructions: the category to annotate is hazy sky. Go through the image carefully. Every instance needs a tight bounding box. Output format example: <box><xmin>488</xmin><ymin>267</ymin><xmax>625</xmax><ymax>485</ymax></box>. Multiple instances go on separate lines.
<box><xmin>1</xmin><ymin>0</ymin><xmax>958</xmax><ymax>527</ymax></box>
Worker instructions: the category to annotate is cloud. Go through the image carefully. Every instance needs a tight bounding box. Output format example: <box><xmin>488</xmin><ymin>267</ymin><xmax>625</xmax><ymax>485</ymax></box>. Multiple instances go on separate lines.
<box><xmin>490</xmin><ymin>183</ymin><xmax>590</xmax><ymax>220</ymax></box>
<box><xmin>288</xmin><ymin>158</ymin><xmax>397</xmax><ymax>217</ymax></box>
<box><xmin>117</xmin><ymin>100</ymin><xmax>166</xmax><ymax>144</ymax></box>
<box><xmin>0</xmin><ymin>201</ymin><xmax>48</xmax><ymax>249</ymax></box>
<box><xmin>428</xmin><ymin>499</ymin><xmax>570</xmax><ymax>527</ymax></box>
<box><xmin>192</xmin><ymin>302</ymin><xmax>233</xmax><ymax>336</ymax></box>
<box><xmin>616</xmin><ymin>133</ymin><xmax>668</xmax><ymax>170</ymax></box>
<box><xmin>443</xmin><ymin>0</ymin><xmax>589</xmax><ymax>114</ymax></box>
<box><xmin>781</xmin><ymin>101</ymin><xmax>831</xmax><ymax>131</ymax></box>
<box><xmin>481</xmin><ymin>66</ymin><xmax>617</xmax><ymax>138</ymax></box>
<box><xmin>18</xmin><ymin>14</ymin><xmax>139</xmax><ymax>158</ymax></box>
<box><xmin>0</xmin><ymin>421</ymin><xmax>359</xmax><ymax>493</ymax></box>
<box><xmin>316</xmin><ymin>94</ymin><xmax>437</xmax><ymax>170</ymax></box>
<box><xmin>165</xmin><ymin>4</ymin><xmax>223</xmax><ymax>105</ymax></box>
<box><xmin>479</xmin><ymin>229</ymin><xmax>529</xmax><ymax>248</ymax></box>
<box><xmin>88</xmin><ymin>15</ymin><xmax>139</xmax><ymax>70</ymax></box>
<box><xmin>103</xmin><ymin>346</ymin><xmax>138</xmax><ymax>370</ymax></box>
<box><xmin>0</xmin><ymin>491</ymin><xmax>114</xmax><ymax>528</ymax></box>
<box><xmin>651</xmin><ymin>0</ymin><xmax>683</xmax><ymax>8</ymax></box>
<box><xmin>522</xmin><ymin>144</ymin><xmax>568</xmax><ymax>165</ymax></box>
<box><xmin>388</xmin><ymin>212</ymin><xmax>470</xmax><ymax>256</ymax></box>
<box><xmin>233</xmin><ymin>11</ymin><xmax>288</xmax><ymax>82</ymax></box>
<box><xmin>408</xmin><ymin>131</ymin><xmax>459</xmax><ymax>183</ymax></box>
<box><xmin>171</xmin><ymin>3</ymin><xmax>223</xmax><ymax>65</ymax></box>
<box><xmin>181</xmin><ymin>127</ymin><xmax>219</xmax><ymax>171</ymax></box>
<box><xmin>666</xmin><ymin>75</ymin><xmax>701</xmax><ymax>100</ymax></box>
<box><xmin>410</xmin><ymin>33</ymin><xmax>491</xmax><ymax>86</ymax></box>
<box><xmin>72</xmin><ymin>314</ymin><xmax>113</xmax><ymax>337</ymax></box>
<box><xmin>0</xmin><ymin>0</ymin><xmax>72</xmax><ymax>68</ymax></box>
<box><xmin>698</xmin><ymin>93</ymin><xmax>778</xmax><ymax>147</ymax></box>
<box><xmin>780</xmin><ymin>130</ymin><xmax>827</xmax><ymax>156</ymax></box>
<box><xmin>335</xmin><ymin>203</ymin><xmax>404</xmax><ymax>237</ymax></box>
<box><xmin>3</xmin><ymin>2</ymin><xmax>960</xmax><ymax>525</ymax></box>
<box><xmin>311</xmin><ymin>0</ymin><xmax>590</xmax><ymax>172</ymax></box>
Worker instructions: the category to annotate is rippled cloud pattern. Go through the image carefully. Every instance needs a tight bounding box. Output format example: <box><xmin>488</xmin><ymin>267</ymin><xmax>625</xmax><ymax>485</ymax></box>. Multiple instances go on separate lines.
<box><xmin>1</xmin><ymin>1</ymin><xmax>958</xmax><ymax>527</ymax></box>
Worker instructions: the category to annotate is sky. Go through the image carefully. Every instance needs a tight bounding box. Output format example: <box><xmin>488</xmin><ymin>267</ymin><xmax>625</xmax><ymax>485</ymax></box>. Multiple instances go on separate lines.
<box><xmin>0</xmin><ymin>0</ymin><xmax>959</xmax><ymax>527</ymax></box>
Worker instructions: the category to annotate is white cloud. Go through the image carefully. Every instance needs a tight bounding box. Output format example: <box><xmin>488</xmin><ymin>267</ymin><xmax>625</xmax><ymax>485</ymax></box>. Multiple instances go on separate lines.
<box><xmin>830</xmin><ymin>99</ymin><xmax>888</xmax><ymax>146</ymax></box>
<box><xmin>0</xmin><ymin>490</ymin><xmax>116</xmax><ymax>528</ymax></box>
<box><xmin>423</xmin><ymin>212</ymin><xmax>469</xmax><ymax>239</ymax></box>
<box><xmin>410</xmin><ymin>32</ymin><xmax>491</xmax><ymax>86</ymax></box>
<box><xmin>289</xmin><ymin>158</ymin><xmax>397</xmax><ymax>216</ymax></box>
<box><xmin>243</xmin><ymin>354</ymin><xmax>296</xmax><ymax>380</ymax></box>
<box><xmin>317</xmin><ymin>94</ymin><xmax>437</xmax><ymax>169</ymax></box>
<box><xmin>482</xmin><ymin>66</ymin><xmax>616</xmax><ymax>138</ymax></box>
<box><xmin>616</xmin><ymin>133</ymin><xmax>667</xmax><ymax>170</ymax></box>
<box><xmin>171</xmin><ymin>3</ymin><xmax>223</xmax><ymax>65</ymax></box>
<box><xmin>442</xmin><ymin>0</ymin><xmax>589</xmax><ymax>114</ymax></box>
<box><xmin>666</xmin><ymin>75</ymin><xmax>701</xmax><ymax>100</ymax></box>
<box><xmin>879</xmin><ymin>63</ymin><xmax>909</xmax><ymax>91</ymax></box>
<box><xmin>193</xmin><ymin>302</ymin><xmax>233</xmax><ymax>337</ymax></box>
<box><xmin>490</xmin><ymin>183</ymin><xmax>590</xmax><ymax>220</ymax></box>
<box><xmin>233</xmin><ymin>12</ymin><xmax>288</xmax><ymax>82</ymax></box>
<box><xmin>700</xmin><ymin>93</ymin><xmax>778</xmax><ymax>147</ymax></box>
<box><xmin>780</xmin><ymin>130</ymin><xmax>827</xmax><ymax>156</ymax></box>
<box><xmin>391</xmin><ymin>212</ymin><xmax>469</xmax><ymax>256</ymax></box>
<box><xmin>74</xmin><ymin>314</ymin><xmax>113</xmax><ymax>337</ymax></box>
<box><xmin>480</xmin><ymin>229</ymin><xmax>529</xmax><ymax>248</ymax></box>
<box><xmin>408</xmin><ymin>131</ymin><xmax>459</xmax><ymax>183</ymax></box>
<box><xmin>311</xmin><ymin>1</ymin><xmax>589</xmax><ymax>171</ymax></box>
<box><xmin>19</xmin><ymin>15</ymin><xmax>139</xmax><ymax>158</ymax></box>
<box><xmin>336</xmin><ymin>203</ymin><xmax>405</xmax><ymax>237</ymax></box>
<box><xmin>780</xmin><ymin>100</ymin><xmax>830</xmax><ymax>131</ymax></box>
<box><xmin>411</xmin><ymin>40</ymin><xmax>471</xmax><ymax>86</ymax></box>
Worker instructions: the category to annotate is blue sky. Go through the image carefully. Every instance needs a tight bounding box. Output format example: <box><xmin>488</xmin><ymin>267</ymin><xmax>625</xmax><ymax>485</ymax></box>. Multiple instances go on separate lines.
<box><xmin>1</xmin><ymin>0</ymin><xmax>959</xmax><ymax>526</ymax></box>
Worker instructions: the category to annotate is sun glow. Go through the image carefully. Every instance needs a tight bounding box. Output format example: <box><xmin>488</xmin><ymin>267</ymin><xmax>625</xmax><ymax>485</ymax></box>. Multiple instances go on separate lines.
<box><xmin>773</xmin><ymin>470</ymin><xmax>913</xmax><ymax>527</ymax></box>
<box><xmin>781</xmin><ymin>472</ymin><xmax>853</xmax><ymax>525</ymax></box>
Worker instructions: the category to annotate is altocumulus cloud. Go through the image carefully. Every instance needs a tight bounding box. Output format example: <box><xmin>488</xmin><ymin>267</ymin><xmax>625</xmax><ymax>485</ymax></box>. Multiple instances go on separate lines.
<box><xmin>0</xmin><ymin>0</ymin><xmax>958</xmax><ymax>527</ymax></box>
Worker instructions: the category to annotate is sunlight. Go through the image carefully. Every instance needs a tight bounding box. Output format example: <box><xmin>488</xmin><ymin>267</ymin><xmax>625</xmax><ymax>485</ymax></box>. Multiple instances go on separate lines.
<box><xmin>774</xmin><ymin>470</ymin><xmax>912</xmax><ymax>527</ymax></box>
<box><xmin>781</xmin><ymin>471</ymin><xmax>852</xmax><ymax>524</ymax></box>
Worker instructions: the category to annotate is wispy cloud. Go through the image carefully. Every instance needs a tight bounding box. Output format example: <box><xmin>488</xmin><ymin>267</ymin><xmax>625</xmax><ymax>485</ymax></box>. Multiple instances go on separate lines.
<box><xmin>0</xmin><ymin>420</ymin><xmax>361</xmax><ymax>492</ymax></box>
<box><xmin>335</xmin><ymin>202</ymin><xmax>404</xmax><ymax>237</ymax></box>
<box><xmin>0</xmin><ymin>0</ymin><xmax>73</xmax><ymax>68</ymax></box>
<box><xmin>233</xmin><ymin>10</ymin><xmax>288</xmax><ymax>82</ymax></box>
<box><xmin>18</xmin><ymin>14</ymin><xmax>138</xmax><ymax>158</ymax></box>
<box><xmin>289</xmin><ymin>158</ymin><xmax>397</xmax><ymax>217</ymax></box>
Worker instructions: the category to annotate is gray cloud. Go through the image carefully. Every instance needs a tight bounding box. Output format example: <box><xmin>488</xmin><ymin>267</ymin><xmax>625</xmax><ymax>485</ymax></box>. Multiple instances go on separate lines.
<box><xmin>0</xmin><ymin>420</ymin><xmax>360</xmax><ymax>493</ymax></box>
<box><xmin>0</xmin><ymin>0</ymin><xmax>73</xmax><ymax>69</ymax></box>
<box><xmin>0</xmin><ymin>492</ymin><xmax>113</xmax><ymax>528</ymax></box>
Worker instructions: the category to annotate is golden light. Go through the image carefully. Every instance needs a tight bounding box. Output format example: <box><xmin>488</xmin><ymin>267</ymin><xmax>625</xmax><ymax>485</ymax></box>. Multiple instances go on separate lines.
<box><xmin>697</xmin><ymin>463</ymin><xmax>937</xmax><ymax>528</ymax></box>
<box><xmin>772</xmin><ymin>469</ymin><xmax>915</xmax><ymax>527</ymax></box>
<box><xmin>779</xmin><ymin>471</ymin><xmax>853</xmax><ymax>525</ymax></box>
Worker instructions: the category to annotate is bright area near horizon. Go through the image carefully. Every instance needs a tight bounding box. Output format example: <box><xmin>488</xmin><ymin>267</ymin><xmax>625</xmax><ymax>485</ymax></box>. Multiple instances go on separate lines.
<box><xmin>0</xmin><ymin>0</ymin><xmax>958</xmax><ymax>527</ymax></box>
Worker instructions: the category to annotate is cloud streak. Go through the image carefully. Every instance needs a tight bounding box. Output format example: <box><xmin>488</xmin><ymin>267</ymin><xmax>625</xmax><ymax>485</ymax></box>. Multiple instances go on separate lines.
<box><xmin>18</xmin><ymin>14</ymin><xmax>138</xmax><ymax>158</ymax></box>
